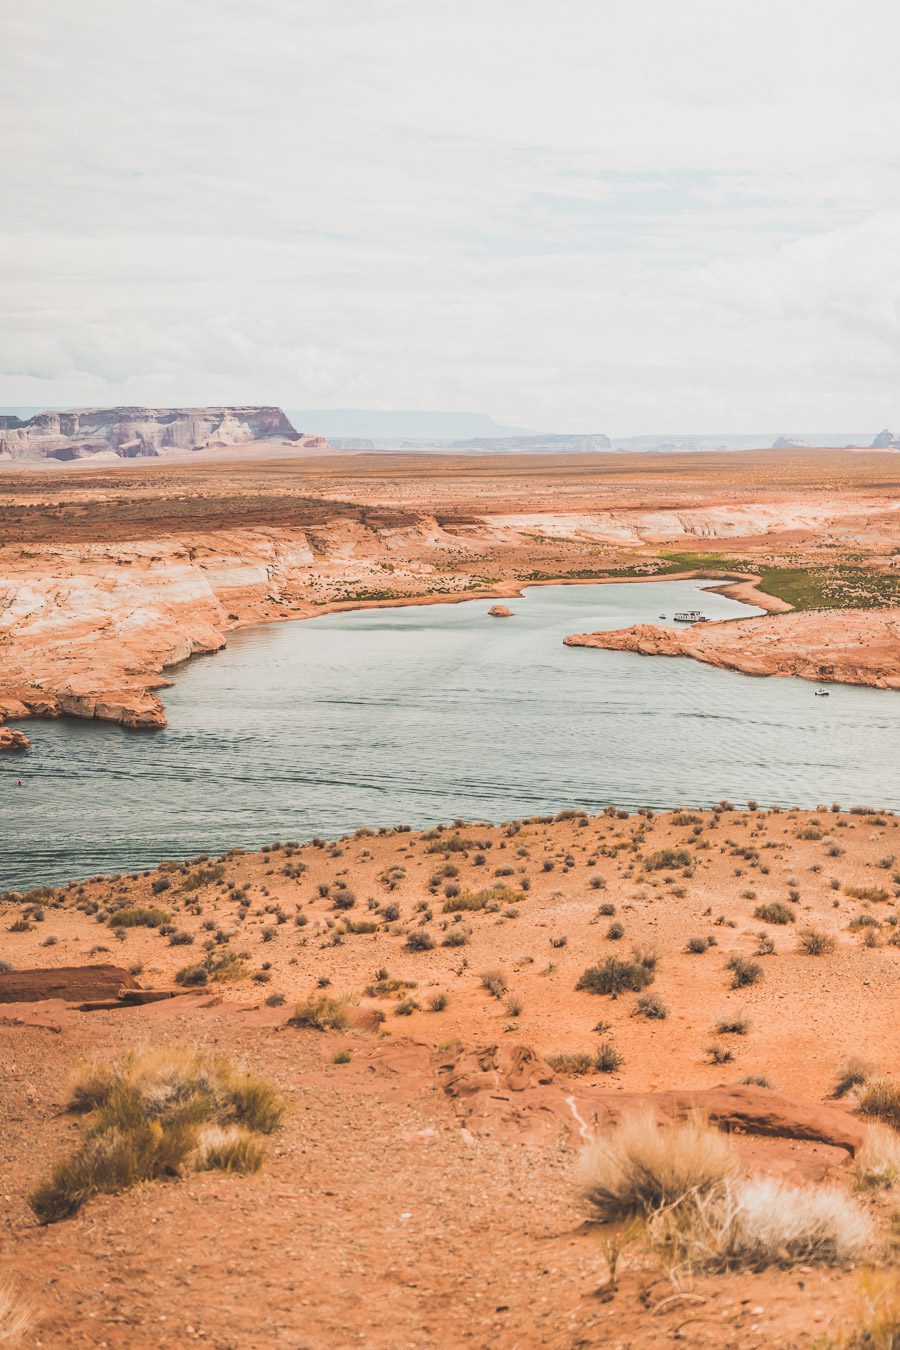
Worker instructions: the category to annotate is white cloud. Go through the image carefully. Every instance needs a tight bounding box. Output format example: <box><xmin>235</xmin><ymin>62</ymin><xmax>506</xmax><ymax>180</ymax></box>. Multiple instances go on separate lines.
<box><xmin>1</xmin><ymin>0</ymin><xmax>899</xmax><ymax>431</ymax></box>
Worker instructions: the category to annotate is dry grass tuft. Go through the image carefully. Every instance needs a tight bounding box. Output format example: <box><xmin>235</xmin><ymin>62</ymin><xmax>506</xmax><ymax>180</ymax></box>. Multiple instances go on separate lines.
<box><xmin>580</xmin><ymin>1112</ymin><xmax>873</xmax><ymax>1274</ymax></box>
<box><xmin>833</xmin><ymin>1057</ymin><xmax>875</xmax><ymax>1099</ymax></box>
<box><xmin>843</xmin><ymin>1268</ymin><xmax>900</xmax><ymax>1349</ymax></box>
<box><xmin>576</xmin><ymin>952</ymin><xmax>657</xmax><ymax>997</ymax></box>
<box><xmin>580</xmin><ymin>1111</ymin><xmax>736</xmax><ymax>1220</ymax></box>
<box><xmin>287</xmin><ymin>994</ymin><xmax>352</xmax><ymax>1030</ymax></box>
<box><xmin>194</xmin><ymin>1125</ymin><xmax>266</xmax><ymax>1174</ymax></box>
<box><xmin>854</xmin><ymin>1126</ymin><xmax>900</xmax><ymax>1191</ymax></box>
<box><xmin>649</xmin><ymin>1175</ymin><xmax>874</xmax><ymax>1273</ymax></box>
<box><xmin>858</xmin><ymin>1079</ymin><xmax>900</xmax><ymax>1129</ymax></box>
<box><xmin>30</xmin><ymin>1047</ymin><xmax>283</xmax><ymax>1224</ymax></box>
<box><xmin>0</xmin><ymin>1284</ymin><xmax>33</xmax><ymax>1346</ymax></box>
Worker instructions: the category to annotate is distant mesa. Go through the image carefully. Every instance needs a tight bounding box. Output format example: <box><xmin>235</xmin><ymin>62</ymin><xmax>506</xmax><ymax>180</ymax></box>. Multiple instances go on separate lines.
<box><xmin>771</xmin><ymin>436</ymin><xmax>807</xmax><ymax>450</ymax></box>
<box><xmin>871</xmin><ymin>428</ymin><xmax>900</xmax><ymax>449</ymax></box>
<box><xmin>289</xmin><ymin>409</ymin><xmax>610</xmax><ymax>453</ymax></box>
<box><xmin>453</xmin><ymin>432</ymin><xmax>611</xmax><ymax>453</ymax></box>
<box><xmin>0</xmin><ymin>406</ymin><xmax>329</xmax><ymax>462</ymax></box>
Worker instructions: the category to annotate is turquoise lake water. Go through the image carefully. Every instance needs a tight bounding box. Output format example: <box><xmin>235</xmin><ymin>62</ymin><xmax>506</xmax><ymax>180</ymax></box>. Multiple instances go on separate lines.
<box><xmin>2</xmin><ymin>580</ymin><xmax>898</xmax><ymax>889</ymax></box>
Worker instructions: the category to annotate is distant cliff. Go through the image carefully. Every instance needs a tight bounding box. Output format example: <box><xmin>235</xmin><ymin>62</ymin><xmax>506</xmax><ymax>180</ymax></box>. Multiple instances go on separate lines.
<box><xmin>0</xmin><ymin>406</ymin><xmax>328</xmax><ymax>460</ymax></box>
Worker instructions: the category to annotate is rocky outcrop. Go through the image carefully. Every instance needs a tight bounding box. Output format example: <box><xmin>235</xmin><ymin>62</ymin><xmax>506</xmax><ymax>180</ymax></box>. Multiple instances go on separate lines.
<box><xmin>487</xmin><ymin>604</ymin><xmax>514</xmax><ymax>617</ymax></box>
<box><xmin>871</xmin><ymin>428</ymin><xmax>899</xmax><ymax>449</ymax></box>
<box><xmin>0</xmin><ymin>964</ymin><xmax>140</xmax><ymax>1004</ymax></box>
<box><xmin>0</xmin><ymin>726</ymin><xmax>29</xmax><ymax>750</ymax></box>
<box><xmin>426</xmin><ymin>1041</ymin><xmax>866</xmax><ymax>1161</ymax></box>
<box><xmin>0</xmin><ymin>406</ymin><xmax>327</xmax><ymax>461</ymax></box>
<box><xmin>565</xmin><ymin>609</ymin><xmax>900</xmax><ymax>690</ymax></box>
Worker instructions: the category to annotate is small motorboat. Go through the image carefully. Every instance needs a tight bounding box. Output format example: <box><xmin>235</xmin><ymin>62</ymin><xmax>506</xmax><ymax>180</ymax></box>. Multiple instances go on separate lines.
<box><xmin>659</xmin><ymin>614</ymin><xmax>666</xmax><ymax>619</ymax></box>
<box><xmin>673</xmin><ymin>610</ymin><xmax>708</xmax><ymax>623</ymax></box>
<box><xmin>814</xmin><ymin>689</ymin><xmax>830</xmax><ymax>697</ymax></box>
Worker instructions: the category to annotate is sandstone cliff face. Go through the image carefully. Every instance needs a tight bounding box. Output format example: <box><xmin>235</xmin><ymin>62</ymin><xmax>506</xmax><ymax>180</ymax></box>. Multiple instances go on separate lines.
<box><xmin>0</xmin><ymin>406</ymin><xmax>325</xmax><ymax>460</ymax></box>
<box><xmin>0</xmin><ymin>514</ymin><xmax>486</xmax><ymax>731</ymax></box>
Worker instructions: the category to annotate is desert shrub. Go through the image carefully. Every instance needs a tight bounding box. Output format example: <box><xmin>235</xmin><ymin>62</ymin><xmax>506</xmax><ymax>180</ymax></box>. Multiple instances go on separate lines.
<box><xmin>151</xmin><ymin>876</ymin><xmax>172</xmax><ymax>894</ymax></box>
<box><xmin>442</xmin><ymin>927</ymin><xmax>470</xmax><ymax>948</ymax></box>
<box><xmin>644</xmin><ymin>849</ymin><xmax>691</xmax><ymax>872</ymax></box>
<box><xmin>287</xmin><ymin>994</ymin><xmax>351</xmax><ymax>1031</ymax></box>
<box><xmin>344</xmin><ymin>919</ymin><xmax>378</xmax><ymax>934</ymax></box>
<box><xmin>180</xmin><ymin>864</ymin><xmax>225</xmax><ymax>891</ymax></box>
<box><xmin>707</xmin><ymin>1044</ymin><xmax>734</xmax><ymax>1065</ymax></box>
<box><xmin>846</xmin><ymin>886</ymin><xmax>890</xmax><ymax>903</ymax></box>
<box><xmin>833</xmin><ymin>1057</ymin><xmax>874</xmax><ymax>1099</ymax></box>
<box><xmin>606</xmin><ymin>922</ymin><xmax>624</xmax><ymax>941</ymax></box>
<box><xmin>858</xmin><ymin>1079</ymin><xmax>900</xmax><ymax>1129</ymax></box>
<box><xmin>174</xmin><ymin>951</ymin><xmax>245</xmax><ymax>986</ymax></box>
<box><xmin>686</xmin><ymin>936</ymin><xmax>711</xmax><ymax>954</ymax></box>
<box><xmin>595</xmin><ymin>1041</ymin><xmax>624</xmax><ymax>1073</ymax></box>
<box><xmin>726</xmin><ymin>957</ymin><xmax>762</xmax><ymax>988</ymax></box>
<box><xmin>580</xmin><ymin>1112</ymin><xmax>736</xmax><ymax>1220</ymax></box>
<box><xmin>175</xmin><ymin>962</ymin><xmax>209</xmax><ymax>986</ymax></box>
<box><xmin>481</xmin><ymin>969</ymin><xmax>508</xmax><ymax>999</ymax></box>
<box><xmin>632</xmin><ymin>994</ymin><xmax>668</xmax><ymax>1020</ymax></box>
<box><xmin>576</xmin><ymin>952</ymin><xmax>656</xmax><ymax>997</ymax></box>
<box><xmin>716</xmin><ymin>1014</ymin><xmax>750</xmax><ymax>1036</ymax></box>
<box><xmin>754</xmin><ymin>901</ymin><xmax>795</xmax><ymax>925</ymax></box>
<box><xmin>406</xmin><ymin>928</ymin><xmax>435</xmax><ymax>951</ymax></box>
<box><xmin>548</xmin><ymin>1052</ymin><xmax>595</xmax><ymax>1077</ymax></box>
<box><xmin>853</xmin><ymin>1126</ymin><xmax>900</xmax><ymax>1191</ymax></box>
<box><xmin>443</xmin><ymin>885</ymin><xmax>521</xmax><ymax>913</ymax></box>
<box><xmin>428</xmin><ymin>992</ymin><xmax>448</xmax><ymax>1012</ymax></box>
<box><xmin>798</xmin><ymin>928</ymin><xmax>836</xmax><ymax>955</ymax></box>
<box><xmin>30</xmin><ymin>1048</ymin><xmax>282</xmax><ymax>1223</ymax></box>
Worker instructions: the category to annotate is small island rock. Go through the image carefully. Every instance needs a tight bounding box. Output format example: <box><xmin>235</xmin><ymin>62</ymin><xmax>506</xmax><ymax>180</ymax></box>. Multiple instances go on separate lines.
<box><xmin>0</xmin><ymin>726</ymin><xmax>30</xmax><ymax>751</ymax></box>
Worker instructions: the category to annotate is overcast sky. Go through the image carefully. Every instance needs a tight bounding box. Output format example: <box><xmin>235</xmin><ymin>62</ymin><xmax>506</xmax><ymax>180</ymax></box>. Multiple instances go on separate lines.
<box><xmin>2</xmin><ymin>0</ymin><xmax>899</xmax><ymax>433</ymax></box>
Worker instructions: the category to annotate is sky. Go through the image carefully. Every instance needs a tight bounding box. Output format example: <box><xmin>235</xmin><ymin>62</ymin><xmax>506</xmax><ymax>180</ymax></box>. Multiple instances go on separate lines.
<box><xmin>2</xmin><ymin>0</ymin><xmax>899</xmax><ymax>434</ymax></box>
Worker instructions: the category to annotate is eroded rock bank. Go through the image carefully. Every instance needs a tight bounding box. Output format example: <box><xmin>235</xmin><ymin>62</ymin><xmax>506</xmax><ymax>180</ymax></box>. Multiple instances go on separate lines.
<box><xmin>565</xmin><ymin>608</ymin><xmax>900</xmax><ymax>689</ymax></box>
<box><xmin>3</xmin><ymin>449</ymin><xmax>899</xmax><ymax>732</ymax></box>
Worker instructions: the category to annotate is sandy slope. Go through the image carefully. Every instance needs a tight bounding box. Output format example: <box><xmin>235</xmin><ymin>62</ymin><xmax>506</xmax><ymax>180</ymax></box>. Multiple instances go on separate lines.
<box><xmin>1</xmin><ymin>806</ymin><xmax>898</xmax><ymax>1347</ymax></box>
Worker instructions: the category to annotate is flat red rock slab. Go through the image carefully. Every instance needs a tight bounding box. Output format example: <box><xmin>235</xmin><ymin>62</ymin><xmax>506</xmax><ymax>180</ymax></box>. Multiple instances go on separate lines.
<box><xmin>0</xmin><ymin>963</ymin><xmax>139</xmax><ymax>1004</ymax></box>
